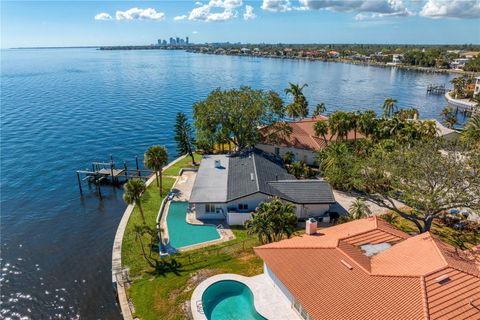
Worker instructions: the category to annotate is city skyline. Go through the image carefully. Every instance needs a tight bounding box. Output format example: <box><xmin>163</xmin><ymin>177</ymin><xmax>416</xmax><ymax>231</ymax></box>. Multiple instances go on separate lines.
<box><xmin>1</xmin><ymin>0</ymin><xmax>480</xmax><ymax>48</ymax></box>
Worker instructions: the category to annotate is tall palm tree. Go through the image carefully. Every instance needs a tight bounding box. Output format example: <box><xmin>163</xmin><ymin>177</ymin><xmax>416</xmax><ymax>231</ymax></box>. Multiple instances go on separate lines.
<box><xmin>312</xmin><ymin>102</ymin><xmax>326</xmax><ymax>117</ymax></box>
<box><xmin>382</xmin><ymin>98</ymin><xmax>397</xmax><ymax>118</ymax></box>
<box><xmin>123</xmin><ymin>179</ymin><xmax>147</xmax><ymax>224</ymax></box>
<box><xmin>285</xmin><ymin>83</ymin><xmax>309</xmax><ymax>120</ymax></box>
<box><xmin>144</xmin><ymin>145</ymin><xmax>168</xmax><ymax>196</ymax></box>
<box><xmin>348</xmin><ymin>199</ymin><xmax>372</xmax><ymax>220</ymax></box>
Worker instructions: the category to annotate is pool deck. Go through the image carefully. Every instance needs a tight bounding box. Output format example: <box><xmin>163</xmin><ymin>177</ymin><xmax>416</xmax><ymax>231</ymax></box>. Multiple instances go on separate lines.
<box><xmin>160</xmin><ymin>171</ymin><xmax>235</xmax><ymax>252</ymax></box>
<box><xmin>191</xmin><ymin>273</ymin><xmax>299</xmax><ymax>320</ymax></box>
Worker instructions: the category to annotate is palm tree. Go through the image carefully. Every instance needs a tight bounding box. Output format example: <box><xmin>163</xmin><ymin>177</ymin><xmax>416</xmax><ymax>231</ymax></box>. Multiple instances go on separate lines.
<box><xmin>356</xmin><ymin>110</ymin><xmax>377</xmax><ymax>138</ymax></box>
<box><xmin>441</xmin><ymin>107</ymin><xmax>457</xmax><ymax>129</ymax></box>
<box><xmin>289</xmin><ymin>161</ymin><xmax>305</xmax><ymax>178</ymax></box>
<box><xmin>285</xmin><ymin>83</ymin><xmax>309</xmax><ymax>120</ymax></box>
<box><xmin>382</xmin><ymin>98</ymin><xmax>397</xmax><ymax>118</ymax></box>
<box><xmin>144</xmin><ymin>145</ymin><xmax>168</xmax><ymax>196</ymax></box>
<box><xmin>319</xmin><ymin>142</ymin><xmax>349</xmax><ymax>172</ymax></box>
<box><xmin>312</xmin><ymin>102</ymin><xmax>326</xmax><ymax>117</ymax></box>
<box><xmin>245</xmin><ymin>198</ymin><xmax>297</xmax><ymax>244</ymax></box>
<box><xmin>418</xmin><ymin>120</ymin><xmax>437</xmax><ymax>138</ymax></box>
<box><xmin>461</xmin><ymin>114</ymin><xmax>480</xmax><ymax>148</ymax></box>
<box><xmin>313</xmin><ymin>120</ymin><xmax>329</xmax><ymax>144</ymax></box>
<box><xmin>283</xmin><ymin>151</ymin><xmax>294</xmax><ymax>165</ymax></box>
<box><xmin>123</xmin><ymin>179</ymin><xmax>147</xmax><ymax>224</ymax></box>
<box><xmin>348</xmin><ymin>199</ymin><xmax>372</xmax><ymax>220</ymax></box>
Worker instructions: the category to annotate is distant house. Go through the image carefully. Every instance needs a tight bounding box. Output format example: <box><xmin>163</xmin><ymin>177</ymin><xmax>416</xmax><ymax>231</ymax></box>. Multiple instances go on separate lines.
<box><xmin>189</xmin><ymin>149</ymin><xmax>335</xmax><ymax>225</ymax></box>
<box><xmin>255</xmin><ymin>217</ymin><xmax>480</xmax><ymax>320</ymax></box>
<box><xmin>256</xmin><ymin>116</ymin><xmax>362</xmax><ymax>166</ymax></box>
<box><xmin>450</xmin><ymin>58</ymin><xmax>470</xmax><ymax>70</ymax></box>
<box><xmin>328</xmin><ymin>51</ymin><xmax>340</xmax><ymax>58</ymax></box>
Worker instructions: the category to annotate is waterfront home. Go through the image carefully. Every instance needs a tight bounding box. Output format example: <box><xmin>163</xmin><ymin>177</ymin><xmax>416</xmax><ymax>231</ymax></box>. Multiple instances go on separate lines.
<box><xmin>256</xmin><ymin>116</ymin><xmax>361</xmax><ymax>166</ymax></box>
<box><xmin>189</xmin><ymin>149</ymin><xmax>335</xmax><ymax>225</ymax></box>
<box><xmin>254</xmin><ymin>217</ymin><xmax>480</xmax><ymax>320</ymax></box>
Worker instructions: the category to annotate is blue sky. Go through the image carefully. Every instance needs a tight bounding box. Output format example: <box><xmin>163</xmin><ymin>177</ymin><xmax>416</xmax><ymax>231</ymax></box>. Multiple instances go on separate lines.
<box><xmin>1</xmin><ymin>1</ymin><xmax>479</xmax><ymax>48</ymax></box>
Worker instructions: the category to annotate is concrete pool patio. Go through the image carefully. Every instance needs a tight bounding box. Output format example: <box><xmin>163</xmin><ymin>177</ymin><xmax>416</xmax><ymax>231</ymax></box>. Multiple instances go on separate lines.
<box><xmin>160</xmin><ymin>170</ymin><xmax>234</xmax><ymax>252</ymax></box>
<box><xmin>191</xmin><ymin>274</ymin><xmax>299</xmax><ymax>320</ymax></box>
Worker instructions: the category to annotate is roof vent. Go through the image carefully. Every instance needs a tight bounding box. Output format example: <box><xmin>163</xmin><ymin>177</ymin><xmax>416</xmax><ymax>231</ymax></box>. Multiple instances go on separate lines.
<box><xmin>214</xmin><ymin>159</ymin><xmax>221</xmax><ymax>168</ymax></box>
<box><xmin>250</xmin><ymin>173</ymin><xmax>255</xmax><ymax>181</ymax></box>
<box><xmin>341</xmin><ymin>259</ymin><xmax>353</xmax><ymax>270</ymax></box>
<box><xmin>435</xmin><ymin>274</ymin><xmax>450</xmax><ymax>285</ymax></box>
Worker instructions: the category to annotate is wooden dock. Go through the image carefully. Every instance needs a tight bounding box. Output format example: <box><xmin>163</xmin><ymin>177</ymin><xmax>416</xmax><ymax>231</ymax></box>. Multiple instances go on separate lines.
<box><xmin>76</xmin><ymin>156</ymin><xmax>153</xmax><ymax>197</ymax></box>
<box><xmin>427</xmin><ymin>84</ymin><xmax>446</xmax><ymax>94</ymax></box>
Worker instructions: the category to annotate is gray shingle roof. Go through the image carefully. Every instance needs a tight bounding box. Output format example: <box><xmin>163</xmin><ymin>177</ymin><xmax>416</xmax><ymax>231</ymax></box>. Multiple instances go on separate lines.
<box><xmin>267</xmin><ymin>180</ymin><xmax>336</xmax><ymax>204</ymax></box>
<box><xmin>227</xmin><ymin>149</ymin><xmax>294</xmax><ymax>201</ymax></box>
<box><xmin>191</xmin><ymin>148</ymin><xmax>335</xmax><ymax>205</ymax></box>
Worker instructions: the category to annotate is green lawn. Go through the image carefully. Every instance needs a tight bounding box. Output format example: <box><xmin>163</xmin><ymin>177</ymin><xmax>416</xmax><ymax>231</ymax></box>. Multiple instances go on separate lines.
<box><xmin>122</xmin><ymin>177</ymin><xmax>176</xmax><ymax>277</ymax></box>
<box><xmin>127</xmin><ymin>228</ymin><xmax>263</xmax><ymax>320</ymax></box>
<box><xmin>163</xmin><ymin>153</ymin><xmax>202</xmax><ymax>176</ymax></box>
<box><xmin>122</xmin><ymin>153</ymin><xmax>263</xmax><ymax>320</ymax></box>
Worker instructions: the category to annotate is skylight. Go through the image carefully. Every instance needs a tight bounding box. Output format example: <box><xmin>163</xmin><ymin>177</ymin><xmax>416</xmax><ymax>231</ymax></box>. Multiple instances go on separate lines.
<box><xmin>360</xmin><ymin>243</ymin><xmax>392</xmax><ymax>257</ymax></box>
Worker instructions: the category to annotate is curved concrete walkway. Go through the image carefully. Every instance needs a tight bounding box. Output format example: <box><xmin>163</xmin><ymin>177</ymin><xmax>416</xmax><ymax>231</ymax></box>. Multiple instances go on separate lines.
<box><xmin>111</xmin><ymin>155</ymin><xmax>186</xmax><ymax>320</ymax></box>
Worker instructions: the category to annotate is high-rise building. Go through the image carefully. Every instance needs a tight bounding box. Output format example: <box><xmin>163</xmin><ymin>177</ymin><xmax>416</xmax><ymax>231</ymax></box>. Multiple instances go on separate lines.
<box><xmin>186</xmin><ymin>37</ymin><xmax>189</xmax><ymax>45</ymax></box>
<box><xmin>162</xmin><ymin>40</ymin><xmax>167</xmax><ymax>45</ymax></box>
<box><xmin>169</xmin><ymin>37</ymin><xmax>175</xmax><ymax>45</ymax></box>
<box><xmin>157</xmin><ymin>39</ymin><xmax>162</xmax><ymax>46</ymax></box>
<box><xmin>176</xmin><ymin>37</ymin><xmax>180</xmax><ymax>45</ymax></box>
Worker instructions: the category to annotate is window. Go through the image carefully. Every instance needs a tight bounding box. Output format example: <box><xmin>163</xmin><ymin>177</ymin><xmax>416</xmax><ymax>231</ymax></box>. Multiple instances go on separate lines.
<box><xmin>238</xmin><ymin>204</ymin><xmax>248</xmax><ymax>211</ymax></box>
<box><xmin>205</xmin><ymin>204</ymin><xmax>216</xmax><ymax>213</ymax></box>
<box><xmin>274</xmin><ymin>147</ymin><xmax>280</xmax><ymax>156</ymax></box>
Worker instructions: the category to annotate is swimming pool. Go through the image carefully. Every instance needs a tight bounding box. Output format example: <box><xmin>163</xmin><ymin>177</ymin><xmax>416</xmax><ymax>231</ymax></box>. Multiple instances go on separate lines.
<box><xmin>166</xmin><ymin>202</ymin><xmax>221</xmax><ymax>249</ymax></box>
<box><xmin>202</xmin><ymin>280</ymin><xmax>266</xmax><ymax>320</ymax></box>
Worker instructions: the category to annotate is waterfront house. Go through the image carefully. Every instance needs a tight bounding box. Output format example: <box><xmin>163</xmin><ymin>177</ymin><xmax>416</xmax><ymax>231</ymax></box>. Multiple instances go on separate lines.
<box><xmin>254</xmin><ymin>217</ymin><xmax>480</xmax><ymax>320</ymax></box>
<box><xmin>256</xmin><ymin>116</ymin><xmax>361</xmax><ymax>166</ymax></box>
<box><xmin>189</xmin><ymin>149</ymin><xmax>335</xmax><ymax>225</ymax></box>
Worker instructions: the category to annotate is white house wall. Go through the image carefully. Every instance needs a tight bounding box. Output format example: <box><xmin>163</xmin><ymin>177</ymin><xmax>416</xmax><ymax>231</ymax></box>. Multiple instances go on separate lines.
<box><xmin>192</xmin><ymin>203</ymin><xmax>227</xmax><ymax>220</ymax></box>
<box><xmin>264</xmin><ymin>263</ymin><xmax>293</xmax><ymax>303</ymax></box>
<box><xmin>256</xmin><ymin>144</ymin><xmax>318</xmax><ymax>166</ymax></box>
<box><xmin>296</xmin><ymin>204</ymin><xmax>330</xmax><ymax>219</ymax></box>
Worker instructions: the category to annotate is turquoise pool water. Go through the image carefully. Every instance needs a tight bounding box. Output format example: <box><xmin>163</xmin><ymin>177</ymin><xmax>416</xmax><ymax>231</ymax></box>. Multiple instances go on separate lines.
<box><xmin>202</xmin><ymin>280</ymin><xmax>266</xmax><ymax>320</ymax></box>
<box><xmin>166</xmin><ymin>202</ymin><xmax>220</xmax><ymax>249</ymax></box>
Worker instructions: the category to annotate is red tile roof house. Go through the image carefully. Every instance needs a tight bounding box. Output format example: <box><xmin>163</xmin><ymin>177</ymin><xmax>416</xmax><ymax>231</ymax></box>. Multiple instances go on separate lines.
<box><xmin>256</xmin><ymin>116</ymin><xmax>362</xmax><ymax>166</ymax></box>
<box><xmin>254</xmin><ymin>217</ymin><xmax>480</xmax><ymax>320</ymax></box>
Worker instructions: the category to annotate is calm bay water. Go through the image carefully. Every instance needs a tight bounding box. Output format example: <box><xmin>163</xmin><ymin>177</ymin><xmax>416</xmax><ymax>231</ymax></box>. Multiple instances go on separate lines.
<box><xmin>0</xmin><ymin>48</ymin><xmax>453</xmax><ymax>319</ymax></box>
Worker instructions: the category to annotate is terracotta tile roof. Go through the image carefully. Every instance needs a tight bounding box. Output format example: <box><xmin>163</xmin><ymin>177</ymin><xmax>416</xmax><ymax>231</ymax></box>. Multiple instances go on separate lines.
<box><xmin>254</xmin><ymin>217</ymin><xmax>480</xmax><ymax>320</ymax></box>
<box><xmin>258</xmin><ymin>116</ymin><xmax>362</xmax><ymax>152</ymax></box>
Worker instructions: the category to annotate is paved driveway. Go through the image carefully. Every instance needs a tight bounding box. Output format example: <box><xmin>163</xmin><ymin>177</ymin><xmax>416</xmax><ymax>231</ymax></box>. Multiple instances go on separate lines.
<box><xmin>332</xmin><ymin>189</ymin><xmax>408</xmax><ymax>216</ymax></box>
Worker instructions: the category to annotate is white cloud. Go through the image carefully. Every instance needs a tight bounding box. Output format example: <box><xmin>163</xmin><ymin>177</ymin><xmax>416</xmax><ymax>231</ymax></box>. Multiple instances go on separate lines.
<box><xmin>420</xmin><ymin>0</ymin><xmax>480</xmax><ymax>19</ymax></box>
<box><xmin>192</xmin><ymin>30</ymin><xmax>199</xmax><ymax>34</ymax></box>
<box><xmin>115</xmin><ymin>8</ymin><xmax>165</xmax><ymax>21</ymax></box>
<box><xmin>188</xmin><ymin>0</ymin><xmax>243</xmax><ymax>21</ymax></box>
<box><xmin>261</xmin><ymin>0</ymin><xmax>292</xmax><ymax>12</ymax></box>
<box><xmin>174</xmin><ymin>15</ymin><xmax>187</xmax><ymax>21</ymax></box>
<box><xmin>94</xmin><ymin>12</ymin><xmax>113</xmax><ymax>20</ymax></box>
<box><xmin>243</xmin><ymin>5</ymin><xmax>257</xmax><ymax>20</ymax></box>
<box><xmin>261</xmin><ymin>0</ymin><xmax>412</xmax><ymax>17</ymax></box>
<box><xmin>299</xmin><ymin>0</ymin><xmax>412</xmax><ymax>15</ymax></box>
<box><xmin>195</xmin><ymin>1</ymin><xmax>204</xmax><ymax>5</ymax></box>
